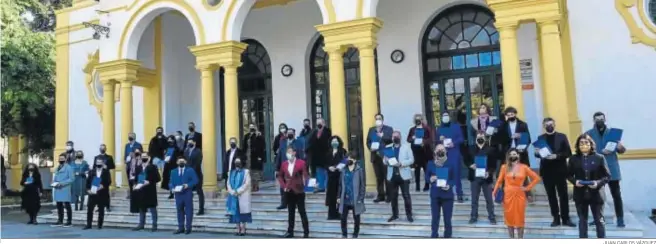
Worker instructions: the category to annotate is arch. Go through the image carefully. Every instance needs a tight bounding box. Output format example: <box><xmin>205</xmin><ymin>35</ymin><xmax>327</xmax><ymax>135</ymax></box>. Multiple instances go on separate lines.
<box><xmin>420</xmin><ymin>4</ymin><xmax>503</xmax><ymax>144</ymax></box>
<box><xmin>222</xmin><ymin>0</ymin><xmax>334</xmax><ymax>41</ymax></box>
<box><xmin>119</xmin><ymin>0</ymin><xmax>205</xmax><ymax>59</ymax></box>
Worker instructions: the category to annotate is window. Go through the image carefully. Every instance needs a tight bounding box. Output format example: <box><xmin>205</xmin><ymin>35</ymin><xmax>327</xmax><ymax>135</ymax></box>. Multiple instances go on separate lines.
<box><xmin>650</xmin><ymin>0</ymin><xmax>656</xmax><ymax>25</ymax></box>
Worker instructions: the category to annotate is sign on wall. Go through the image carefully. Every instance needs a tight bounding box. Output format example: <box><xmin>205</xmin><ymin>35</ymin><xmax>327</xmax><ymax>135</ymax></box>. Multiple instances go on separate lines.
<box><xmin>520</xmin><ymin>59</ymin><xmax>533</xmax><ymax>83</ymax></box>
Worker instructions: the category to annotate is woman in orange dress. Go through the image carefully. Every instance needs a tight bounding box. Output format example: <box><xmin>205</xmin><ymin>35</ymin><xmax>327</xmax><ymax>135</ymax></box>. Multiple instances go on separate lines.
<box><xmin>493</xmin><ymin>148</ymin><xmax>541</xmax><ymax>238</ymax></box>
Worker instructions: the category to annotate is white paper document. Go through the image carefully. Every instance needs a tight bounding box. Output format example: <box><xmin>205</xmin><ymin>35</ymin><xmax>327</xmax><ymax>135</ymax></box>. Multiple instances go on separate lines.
<box><xmin>485</xmin><ymin>127</ymin><xmax>496</xmax><ymax>136</ymax></box>
<box><xmin>50</xmin><ymin>182</ymin><xmax>59</xmax><ymax>188</ymax></box>
<box><xmin>126</xmin><ymin>156</ymin><xmax>132</xmax><ymax>162</ymax></box>
<box><xmin>436</xmin><ymin>179</ymin><xmax>447</xmax><ymax>187</ymax></box>
<box><xmin>605</xmin><ymin>141</ymin><xmax>617</xmax><ymax>152</ymax></box>
<box><xmin>164</xmin><ymin>156</ymin><xmax>171</xmax><ymax>162</ymax></box>
<box><xmin>336</xmin><ymin>163</ymin><xmax>345</xmax><ymax>170</ymax></box>
<box><xmin>173</xmin><ymin>185</ymin><xmax>183</xmax><ymax>193</ymax></box>
<box><xmin>414</xmin><ymin>138</ymin><xmax>423</xmax><ymax>145</ymax></box>
<box><xmin>370</xmin><ymin>142</ymin><xmax>380</xmax><ymax>151</ymax></box>
<box><xmin>516</xmin><ymin>144</ymin><xmax>528</xmax><ymax>150</ymax></box>
<box><xmin>475</xmin><ymin>168</ymin><xmax>486</xmax><ymax>178</ymax></box>
<box><xmin>538</xmin><ymin>147</ymin><xmax>552</xmax><ymax>158</ymax></box>
<box><xmin>133</xmin><ymin>183</ymin><xmax>144</xmax><ymax>190</ymax></box>
<box><xmin>443</xmin><ymin>138</ymin><xmax>452</xmax><ymax>146</ymax></box>
<box><xmin>308</xmin><ymin>178</ymin><xmax>317</xmax><ymax>187</ymax></box>
<box><xmin>90</xmin><ymin>186</ymin><xmax>99</xmax><ymax>195</ymax></box>
<box><xmin>387</xmin><ymin>157</ymin><xmax>400</xmax><ymax>166</ymax></box>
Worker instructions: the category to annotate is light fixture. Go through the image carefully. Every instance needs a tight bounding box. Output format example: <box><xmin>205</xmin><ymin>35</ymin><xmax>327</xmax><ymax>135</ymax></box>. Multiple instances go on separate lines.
<box><xmin>84</xmin><ymin>21</ymin><xmax>110</xmax><ymax>39</ymax></box>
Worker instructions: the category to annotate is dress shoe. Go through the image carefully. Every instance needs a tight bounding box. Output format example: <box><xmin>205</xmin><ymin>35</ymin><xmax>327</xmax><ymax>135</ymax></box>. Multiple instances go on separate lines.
<box><xmin>168</xmin><ymin>193</ymin><xmax>174</xmax><ymax>199</ymax></box>
<box><xmin>82</xmin><ymin>226</ymin><xmax>91</xmax><ymax>230</ymax></box>
<box><xmin>617</xmin><ymin>217</ymin><xmax>625</xmax><ymax>228</ymax></box>
<box><xmin>490</xmin><ymin>219</ymin><xmax>497</xmax><ymax>225</ymax></box>
<box><xmin>457</xmin><ymin>196</ymin><xmax>464</xmax><ymax>203</ymax></box>
<box><xmin>51</xmin><ymin>221</ymin><xmax>63</xmax><ymax>227</ymax></box>
<box><xmin>97</xmin><ymin>226</ymin><xmax>102</xmax><ymax>229</ymax></box>
<box><xmin>562</xmin><ymin>220</ymin><xmax>576</xmax><ymax>227</ymax></box>
<box><xmin>282</xmin><ymin>232</ymin><xmax>294</xmax><ymax>238</ymax></box>
<box><xmin>196</xmin><ymin>211</ymin><xmax>205</xmax><ymax>216</ymax></box>
<box><xmin>373</xmin><ymin>198</ymin><xmax>384</xmax><ymax>203</ymax></box>
<box><xmin>184</xmin><ymin>230</ymin><xmax>192</xmax><ymax>235</ymax></box>
<box><xmin>27</xmin><ymin>220</ymin><xmax>34</xmax><ymax>225</ymax></box>
<box><xmin>132</xmin><ymin>226</ymin><xmax>144</xmax><ymax>231</ymax></box>
<box><xmin>63</xmin><ymin>222</ymin><xmax>72</xmax><ymax>228</ymax></box>
<box><xmin>468</xmin><ymin>218</ymin><xmax>477</xmax><ymax>224</ymax></box>
<box><xmin>276</xmin><ymin>205</ymin><xmax>287</xmax><ymax>210</ymax></box>
<box><xmin>550</xmin><ymin>220</ymin><xmax>561</xmax><ymax>227</ymax></box>
<box><xmin>407</xmin><ymin>216</ymin><xmax>414</xmax><ymax>223</ymax></box>
<box><xmin>151</xmin><ymin>226</ymin><xmax>157</xmax><ymax>232</ymax></box>
<box><xmin>387</xmin><ymin>216</ymin><xmax>398</xmax><ymax>222</ymax></box>
<box><xmin>303</xmin><ymin>233</ymin><xmax>309</xmax><ymax>238</ymax></box>
<box><xmin>173</xmin><ymin>229</ymin><xmax>185</xmax><ymax>234</ymax></box>
<box><xmin>353</xmin><ymin>234</ymin><xmax>358</xmax><ymax>238</ymax></box>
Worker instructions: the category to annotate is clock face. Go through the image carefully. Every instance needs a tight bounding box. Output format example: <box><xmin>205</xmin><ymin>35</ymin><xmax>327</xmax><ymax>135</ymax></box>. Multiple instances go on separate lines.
<box><xmin>281</xmin><ymin>64</ymin><xmax>293</xmax><ymax>76</ymax></box>
<box><xmin>391</xmin><ymin>50</ymin><xmax>404</xmax><ymax>63</ymax></box>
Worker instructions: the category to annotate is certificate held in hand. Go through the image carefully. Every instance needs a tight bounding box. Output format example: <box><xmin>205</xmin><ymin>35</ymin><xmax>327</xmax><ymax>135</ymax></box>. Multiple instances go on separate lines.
<box><xmin>605</xmin><ymin>128</ymin><xmax>623</xmax><ymax>152</ymax></box>
<box><xmin>516</xmin><ymin>133</ymin><xmax>530</xmax><ymax>150</ymax></box>
<box><xmin>370</xmin><ymin>131</ymin><xmax>380</xmax><ymax>151</ymax></box>
<box><xmin>474</xmin><ymin>156</ymin><xmax>487</xmax><ymax>178</ymax></box>
<box><xmin>414</xmin><ymin>128</ymin><xmax>424</xmax><ymax>145</ymax></box>
<box><xmin>486</xmin><ymin>120</ymin><xmax>502</xmax><ymax>135</ymax></box>
<box><xmin>435</xmin><ymin>167</ymin><xmax>449</xmax><ymax>187</ymax></box>
<box><xmin>532</xmin><ymin>139</ymin><xmax>552</xmax><ymax>158</ymax></box>
<box><xmin>173</xmin><ymin>185</ymin><xmax>183</xmax><ymax>193</ymax></box>
<box><xmin>90</xmin><ymin>177</ymin><xmax>101</xmax><ymax>194</ymax></box>
<box><xmin>382</xmin><ymin>146</ymin><xmax>399</xmax><ymax>166</ymax></box>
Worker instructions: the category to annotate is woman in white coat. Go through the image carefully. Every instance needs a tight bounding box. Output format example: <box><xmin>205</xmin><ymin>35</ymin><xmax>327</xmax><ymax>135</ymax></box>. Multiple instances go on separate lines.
<box><xmin>226</xmin><ymin>157</ymin><xmax>252</xmax><ymax>236</ymax></box>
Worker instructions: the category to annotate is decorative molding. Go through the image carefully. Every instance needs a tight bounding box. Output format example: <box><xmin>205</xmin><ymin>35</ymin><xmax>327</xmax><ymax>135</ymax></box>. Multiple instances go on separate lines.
<box><xmin>616</xmin><ymin>0</ymin><xmax>656</xmax><ymax>48</ymax></box>
<box><xmin>82</xmin><ymin>50</ymin><xmax>104</xmax><ymax>118</ymax></box>
<box><xmin>315</xmin><ymin>17</ymin><xmax>383</xmax><ymax>50</ymax></box>
<box><xmin>253</xmin><ymin>0</ymin><xmax>298</xmax><ymax>9</ymax></box>
<box><xmin>54</xmin><ymin>19</ymin><xmax>99</xmax><ymax>35</ymax></box>
<box><xmin>189</xmin><ymin>41</ymin><xmax>248</xmax><ymax>68</ymax></box>
<box><xmin>620</xmin><ymin>149</ymin><xmax>656</xmax><ymax>160</ymax></box>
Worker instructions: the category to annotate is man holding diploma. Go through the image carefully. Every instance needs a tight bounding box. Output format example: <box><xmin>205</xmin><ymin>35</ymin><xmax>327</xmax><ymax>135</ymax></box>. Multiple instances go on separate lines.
<box><xmin>534</xmin><ymin>118</ymin><xmax>575</xmax><ymax>227</ymax></box>
<box><xmin>84</xmin><ymin>158</ymin><xmax>111</xmax><ymax>230</ymax></box>
<box><xmin>465</xmin><ymin>132</ymin><xmax>497</xmax><ymax>225</ymax></box>
<box><xmin>366</xmin><ymin>113</ymin><xmax>393</xmax><ymax>203</ymax></box>
<box><xmin>585</xmin><ymin>112</ymin><xmax>626</xmax><ymax>227</ymax></box>
<box><xmin>169</xmin><ymin>158</ymin><xmax>199</xmax><ymax>235</ymax></box>
<box><xmin>427</xmin><ymin>144</ymin><xmax>456</xmax><ymax>238</ymax></box>
<box><xmin>384</xmin><ymin>131</ymin><xmax>415</xmax><ymax>223</ymax></box>
<box><xmin>434</xmin><ymin>111</ymin><xmax>464</xmax><ymax>202</ymax></box>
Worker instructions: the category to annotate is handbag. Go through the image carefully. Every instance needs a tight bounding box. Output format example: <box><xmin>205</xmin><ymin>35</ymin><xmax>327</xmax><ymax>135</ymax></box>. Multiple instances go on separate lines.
<box><xmin>494</xmin><ymin>182</ymin><xmax>504</xmax><ymax>203</ymax></box>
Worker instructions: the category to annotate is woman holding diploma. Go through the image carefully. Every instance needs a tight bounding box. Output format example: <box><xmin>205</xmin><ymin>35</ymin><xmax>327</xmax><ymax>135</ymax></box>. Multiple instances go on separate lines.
<box><xmin>435</xmin><ymin>111</ymin><xmax>465</xmax><ymax>202</ymax></box>
<box><xmin>567</xmin><ymin>134</ymin><xmax>610</xmax><ymax>238</ymax></box>
<box><xmin>226</xmin><ymin>158</ymin><xmax>252</xmax><ymax>236</ymax></box>
<box><xmin>21</xmin><ymin>163</ymin><xmax>43</xmax><ymax>224</ymax></box>
<box><xmin>427</xmin><ymin>144</ymin><xmax>456</xmax><ymax>238</ymax></box>
<box><xmin>493</xmin><ymin>149</ymin><xmax>541</xmax><ymax>238</ymax></box>
<box><xmin>71</xmin><ymin>150</ymin><xmax>89</xmax><ymax>211</ymax></box>
<box><xmin>326</xmin><ymin>135</ymin><xmax>347</xmax><ymax>220</ymax></box>
<box><xmin>162</xmin><ymin>135</ymin><xmax>182</xmax><ymax>199</ymax></box>
<box><xmin>466</xmin><ymin>132</ymin><xmax>497</xmax><ymax>224</ymax></box>
<box><xmin>84</xmin><ymin>158</ymin><xmax>111</xmax><ymax>230</ymax></box>
<box><xmin>407</xmin><ymin>114</ymin><xmax>433</xmax><ymax>192</ymax></box>
<box><xmin>132</xmin><ymin>156</ymin><xmax>161</xmax><ymax>232</ymax></box>
<box><xmin>52</xmin><ymin>153</ymin><xmax>75</xmax><ymax>227</ymax></box>
<box><xmin>338</xmin><ymin>151</ymin><xmax>366</xmax><ymax>238</ymax></box>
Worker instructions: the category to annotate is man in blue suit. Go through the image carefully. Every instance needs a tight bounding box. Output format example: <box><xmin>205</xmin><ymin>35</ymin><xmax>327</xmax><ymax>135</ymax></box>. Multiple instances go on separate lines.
<box><xmin>366</xmin><ymin>113</ymin><xmax>394</xmax><ymax>203</ymax></box>
<box><xmin>169</xmin><ymin>158</ymin><xmax>199</xmax><ymax>235</ymax></box>
<box><xmin>274</xmin><ymin>128</ymin><xmax>305</xmax><ymax>210</ymax></box>
<box><xmin>435</xmin><ymin>111</ymin><xmax>464</xmax><ymax>202</ymax></box>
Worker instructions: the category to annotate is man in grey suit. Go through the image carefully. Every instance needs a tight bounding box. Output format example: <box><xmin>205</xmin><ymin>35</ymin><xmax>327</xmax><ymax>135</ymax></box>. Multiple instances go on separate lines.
<box><xmin>184</xmin><ymin>139</ymin><xmax>205</xmax><ymax>215</ymax></box>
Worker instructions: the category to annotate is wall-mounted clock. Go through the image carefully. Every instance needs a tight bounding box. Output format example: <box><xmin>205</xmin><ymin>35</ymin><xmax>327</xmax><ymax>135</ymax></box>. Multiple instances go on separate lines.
<box><xmin>391</xmin><ymin>49</ymin><xmax>404</xmax><ymax>63</ymax></box>
<box><xmin>281</xmin><ymin>64</ymin><xmax>293</xmax><ymax>77</ymax></box>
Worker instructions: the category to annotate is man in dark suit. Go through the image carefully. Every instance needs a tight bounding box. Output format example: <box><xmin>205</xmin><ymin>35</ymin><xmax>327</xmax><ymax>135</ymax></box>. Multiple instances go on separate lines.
<box><xmin>94</xmin><ymin>144</ymin><xmax>115</xmax><ymax>212</ymax></box>
<box><xmin>534</xmin><ymin>118</ymin><xmax>575</xmax><ymax>227</ymax></box>
<box><xmin>184</xmin><ymin>139</ymin><xmax>204</xmax><ymax>215</ymax></box>
<box><xmin>366</xmin><ymin>113</ymin><xmax>393</xmax><ymax>203</ymax></box>
<box><xmin>223</xmin><ymin>137</ymin><xmax>243</xmax><ymax>187</ymax></box>
<box><xmin>185</xmin><ymin>122</ymin><xmax>203</xmax><ymax>149</ymax></box>
<box><xmin>277</xmin><ymin>147</ymin><xmax>310</xmax><ymax>238</ymax></box>
<box><xmin>169</xmin><ymin>158</ymin><xmax>199</xmax><ymax>235</ymax></box>
<box><xmin>83</xmin><ymin>158</ymin><xmax>112</xmax><ymax>230</ymax></box>
<box><xmin>148</xmin><ymin>127</ymin><xmax>168</xmax><ymax>170</ymax></box>
<box><xmin>242</xmin><ymin>124</ymin><xmax>266</xmax><ymax>192</ymax></box>
<box><xmin>499</xmin><ymin>107</ymin><xmax>532</xmax><ymax>165</ymax></box>
<box><xmin>307</xmin><ymin>118</ymin><xmax>331</xmax><ymax>189</ymax></box>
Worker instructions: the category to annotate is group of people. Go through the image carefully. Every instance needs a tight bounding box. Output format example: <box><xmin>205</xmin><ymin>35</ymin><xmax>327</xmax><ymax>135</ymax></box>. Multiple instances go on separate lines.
<box><xmin>17</xmin><ymin>103</ymin><xmax>627</xmax><ymax>239</ymax></box>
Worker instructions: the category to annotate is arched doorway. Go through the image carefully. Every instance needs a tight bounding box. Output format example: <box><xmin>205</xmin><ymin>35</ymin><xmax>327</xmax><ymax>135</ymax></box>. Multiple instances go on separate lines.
<box><xmin>309</xmin><ymin>36</ymin><xmax>380</xmax><ymax>158</ymax></box>
<box><xmin>422</xmin><ymin>5</ymin><xmax>503</xmax><ymax>145</ymax></box>
<box><xmin>238</xmin><ymin>39</ymin><xmax>274</xmax><ymax>179</ymax></box>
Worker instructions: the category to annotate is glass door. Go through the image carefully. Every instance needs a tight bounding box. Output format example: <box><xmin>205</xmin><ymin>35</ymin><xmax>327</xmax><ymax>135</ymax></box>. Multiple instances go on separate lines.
<box><xmin>240</xmin><ymin>96</ymin><xmax>275</xmax><ymax>180</ymax></box>
<box><xmin>345</xmin><ymin>85</ymin><xmax>363</xmax><ymax>161</ymax></box>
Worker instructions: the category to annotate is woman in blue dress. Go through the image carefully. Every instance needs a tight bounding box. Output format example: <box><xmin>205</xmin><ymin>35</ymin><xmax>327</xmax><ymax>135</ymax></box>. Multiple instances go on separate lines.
<box><xmin>71</xmin><ymin>150</ymin><xmax>89</xmax><ymax>211</ymax></box>
<box><xmin>52</xmin><ymin>153</ymin><xmax>75</xmax><ymax>227</ymax></box>
<box><xmin>226</xmin><ymin>158</ymin><xmax>252</xmax><ymax>236</ymax></box>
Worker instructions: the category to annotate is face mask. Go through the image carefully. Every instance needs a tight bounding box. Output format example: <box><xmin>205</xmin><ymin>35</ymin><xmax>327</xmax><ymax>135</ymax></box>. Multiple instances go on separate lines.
<box><xmin>168</xmin><ymin>140</ymin><xmax>175</xmax><ymax>145</ymax></box>
<box><xmin>442</xmin><ymin>116</ymin><xmax>450</xmax><ymax>123</ymax></box>
<box><xmin>250</xmin><ymin>128</ymin><xmax>256</xmax><ymax>133</ymax></box>
<box><xmin>135</xmin><ymin>152</ymin><xmax>141</xmax><ymax>157</ymax></box>
<box><xmin>331</xmin><ymin>141</ymin><xmax>339</xmax><ymax>148</ymax></box>
<box><xmin>415</xmin><ymin>119</ymin><xmax>422</xmax><ymax>125</ymax></box>
<box><xmin>507</xmin><ymin>116</ymin><xmax>517</xmax><ymax>122</ymax></box>
<box><xmin>545</xmin><ymin>125</ymin><xmax>555</xmax><ymax>133</ymax></box>
<box><xmin>393</xmin><ymin>138</ymin><xmax>401</xmax><ymax>144</ymax></box>
<box><xmin>59</xmin><ymin>160</ymin><xmax>65</xmax><ymax>164</ymax></box>
<box><xmin>66</xmin><ymin>146</ymin><xmax>73</xmax><ymax>151</ymax></box>
<box><xmin>29</xmin><ymin>167</ymin><xmax>36</xmax><ymax>171</ymax></box>
<box><xmin>595</xmin><ymin>120</ymin><xmax>605</xmax><ymax>128</ymax></box>
<box><xmin>287</xmin><ymin>134</ymin><xmax>294</xmax><ymax>140</ymax></box>
<box><xmin>128</xmin><ymin>137</ymin><xmax>135</xmax><ymax>141</ymax></box>
<box><xmin>142</xmin><ymin>158</ymin><xmax>149</xmax><ymax>163</ymax></box>
<box><xmin>304</xmin><ymin>124</ymin><xmax>311</xmax><ymax>129</ymax></box>
<box><xmin>189</xmin><ymin>127</ymin><xmax>195</xmax><ymax>132</ymax></box>
<box><xmin>280</xmin><ymin>128</ymin><xmax>287</xmax><ymax>134</ymax></box>
<box><xmin>95</xmin><ymin>164</ymin><xmax>103</xmax><ymax>168</ymax></box>
<box><xmin>76</xmin><ymin>155</ymin><xmax>83</xmax><ymax>159</ymax></box>
<box><xmin>509</xmin><ymin>156</ymin><xmax>519</xmax><ymax>162</ymax></box>
<box><xmin>347</xmin><ymin>159</ymin><xmax>355</xmax><ymax>166</ymax></box>
<box><xmin>375</xmin><ymin>120</ymin><xmax>383</xmax><ymax>126</ymax></box>
<box><xmin>580</xmin><ymin>144</ymin><xmax>591</xmax><ymax>153</ymax></box>
<box><xmin>476</xmin><ymin>138</ymin><xmax>485</xmax><ymax>144</ymax></box>
<box><xmin>436</xmin><ymin>151</ymin><xmax>446</xmax><ymax>158</ymax></box>
<box><xmin>156</xmin><ymin>131</ymin><xmax>163</xmax><ymax>135</ymax></box>
<box><xmin>187</xmin><ymin>143</ymin><xmax>194</xmax><ymax>148</ymax></box>
<box><xmin>317</xmin><ymin>124</ymin><xmax>323</xmax><ymax>129</ymax></box>
<box><xmin>175</xmin><ymin>135</ymin><xmax>181</xmax><ymax>140</ymax></box>
<box><xmin>100</xmin><ymin>148</ymin><xmax>106</xmax><ymax>153</ymax></box>
<box><xmin>230</xmin><ymin>143</ymin><xmax>236</xmax><ymax>149</ymax></box>
<box><xmin>235</xmin><ymin>162</ymin><xmax>243</xmax><ymax>168</ymax></box>
<box><xmin>286</xmin><ymin>153</ymin><xmax>294</xmax><ymax>160</ymax></box>
<box><xmin>178</xmin><ymin>162</ymin><xmax>186</xmax><ymax>168</ymax></box>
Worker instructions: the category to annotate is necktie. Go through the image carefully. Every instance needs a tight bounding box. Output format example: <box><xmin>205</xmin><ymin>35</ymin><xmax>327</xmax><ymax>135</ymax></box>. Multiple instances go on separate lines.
<box><xmin>179</xmin><ymin>168</ymin><xmax>182</xmax><ymax>177</ymax></box>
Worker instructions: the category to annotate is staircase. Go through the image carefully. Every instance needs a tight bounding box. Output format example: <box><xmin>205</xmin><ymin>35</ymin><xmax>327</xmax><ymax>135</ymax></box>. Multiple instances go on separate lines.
<box><xmin>37</xmin><ymin>180</ymin><xmax>644</xmax><ymax>238</ymax></box>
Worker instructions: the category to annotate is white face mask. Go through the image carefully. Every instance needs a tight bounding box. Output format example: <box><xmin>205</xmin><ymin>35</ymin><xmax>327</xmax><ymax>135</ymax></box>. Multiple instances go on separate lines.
<box><xmin>175</xmin><ymin>135</ymin><xmax>181</xmax><ymax>140</ymax></box>
<box><xmin>280</xmin><ymin>128</ymin><xmax>287</xmax><ymax>134</ymax></box>
<box><xmin>286</xmin><ymin>153</ymin><xmax>294</xmax><ymax>160</ymax></box>
<box><xmin>66</xmin><ymin>146</ymin><xmax>72</xmax><ymax>151</ymax></box>
<box><xmin>442</xmin><ymin>116</ymin><xmax>450</xmax><ymax>123</ymax></box>
<box><xmin>375</xmin><ymin>120</ymin><xmax>383</xmax><ymax>126</ymax></box>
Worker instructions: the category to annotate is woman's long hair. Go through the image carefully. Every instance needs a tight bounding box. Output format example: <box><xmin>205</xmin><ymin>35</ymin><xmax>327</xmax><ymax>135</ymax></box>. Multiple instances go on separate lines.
<box><xmin>574</xmin><ymin>134</ymin><xmax>597</xmax><ymax>155</ymax></box>
<box><xmin>330</xmin><ymin>135</ymin><xmax>345</xmax><ymax>150</ymax></box>
<box><xmin>412</xmin><ymin>113</ymin><xmax>434</xmax><ymax>142</ymax></box>
<box><xmin>22</xmin><ymin>163</ymin><xmax>40</xmax><ymax>178</ymax></box>
<box><xmin>505</xmin><ymin>148</ymin><xmax>520</xmax><ymax>173</ymax></box>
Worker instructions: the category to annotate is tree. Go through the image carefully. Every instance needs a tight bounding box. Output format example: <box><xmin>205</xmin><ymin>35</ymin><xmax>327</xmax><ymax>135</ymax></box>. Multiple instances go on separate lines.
<box><xmin>1</xmin><ymin>0</ymin><xmax>71</xmax><ymax>157</ymax></box>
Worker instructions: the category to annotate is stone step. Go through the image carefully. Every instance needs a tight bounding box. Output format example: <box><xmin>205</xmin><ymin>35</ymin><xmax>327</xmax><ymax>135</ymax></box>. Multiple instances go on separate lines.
<box><xmin>36</xmin><ymin>214</ymin><xmax>642</xmax><ymax>238</ymax></box>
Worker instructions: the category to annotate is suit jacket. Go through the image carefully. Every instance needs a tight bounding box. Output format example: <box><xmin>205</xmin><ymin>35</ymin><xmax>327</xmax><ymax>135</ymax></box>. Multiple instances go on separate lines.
<box><xmin>366</xmin><ymin>125</ymin><xmax>394</xmax><ymax>153</ymax></box>
<box><xmin>567</xmin><ymin>153</ymin><xmax>610</xmax><ymax>203</ymax></box>
<box><xmin>534</xmin><ymin>132</ymin><xmax>572</xmax><ymax>177</ymax></box>
<box><xmin>384</xmin><ymin>144</ymin><xmax>415</xmax><ymax>181</ymax></box>
<box><xmin>277</xmin><ymin>159</ymin><xmax>309</xmax><ymax>194</ymax></box>
<box><xmin>94</xmin><ymin>154</ymin><xmax>115</xmax><ymax>170</ymax></box>
<box><xmin>185</xmin><ymin>132</ymin><xmax>203</xmax><ymax>149</ymax></box>
<box><xmin>85</xmin><ymin>168</ymin><xmax>112</xmax><ymax>205</ymax></box>
<box><xmin>148</xmin><ymin>135</ymin><xmax>168</xmax><ymax>159</ymax></box>
<box><xmin>465</xmin><ymin>145</ymin><xmax>497</xmax><ymax>183</ymax></box>
<box><xmin>183</xmin><ymin>147</ymin><xmax>203</xmax><ymax>187</ymax></box>
<box><xmin>275</xmin><ymin>138</ymin><xmax>306</xmax><ymax>170</ymax></box>
<box><xmin>123</xmin><ymin>142</ymin><xmax>143</xmax><ymax>162</ymax></box>
<box><xmin>223</xmin><ymin>148</ymin><xmax>244</xmax><ymax>179</ymax></box>
<box><xmin>133</xmin><ymin>164</ymin><xmax>161</xmax><ymax>208</ymax></box>
<box><xmin>169</xmin><ymin>166</ymin><xmax>199</xmax><ymax>195</ymax></box>
<box><xmin>426</xmin><ymin>161</ymin><xmax>456</xmax><ymax>199</ymax></box>
<box><xmin>499</xmin><ymin>119</ymin><xmax>531</xmax><ymax>165</ymax></box>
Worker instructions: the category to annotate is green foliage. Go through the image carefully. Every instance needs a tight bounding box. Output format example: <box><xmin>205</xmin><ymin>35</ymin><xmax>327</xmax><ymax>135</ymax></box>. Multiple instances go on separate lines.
<box><xmin>0</xmin><ymin>0</ymin><xmax>71</xmax><ymax>156</ymax></box>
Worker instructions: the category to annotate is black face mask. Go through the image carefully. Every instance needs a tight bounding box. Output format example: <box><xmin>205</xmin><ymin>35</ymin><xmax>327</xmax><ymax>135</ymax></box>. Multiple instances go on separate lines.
<box><xmin>509</xmin><ymin>156</ymin><xmax>519</xmax><ymax>162</ymax></box>
<box><xmin>415</xmin><ymin>119</ymin><xmax>421</xmax><ymax>125</ymax></box>
<box><xmin>168</xmin><ymin>140</ymin><xmax>175</xmax><ymax>145</ymax></box>
<box><xmin>476</xmin><ymin>138</ymin><xmax>485</xmax><ymax>144</ymax></box>
<box><xmin>178</xmin><ymin>163</ymin><xmax>185</xmax><ymax>168</ymax></box>
<box><xmin>128</xmin><ymin>137</ymin><xmax>135</xmax><ymax>141</ymax></box>
<box><xmin>393</xmin><ymin>138</ymin><xmax>401</xmax><ymax>144</ymax></box>
<box><xmin>348</xmin><ymin>159</ymin><xmax>355</xmax><ymax>165</ymax></box>
<box><xmin>99</xmin><ymin>149</ymin><xmax>106</xmax><ymax>154</ymax></box>
<box><xmin>187</xmin><ymin>143</ymin><xmax>194</xmax><ymax>148</ymax></box>
<box><xmin>59</xmin><ymin>160</ymin><xmax>65</xmax><ymax>164</ymax></box>
<box><xmin>230</xmin><ymin>143</ymin><xmax>236</xmax><ymax>149</ymax></box>
<box><xmin>436</xmin><ymin>151</ymin><xmax>446</xmax><ymax>158</ymax></box>
<box><xmin>317</xmin><ymin>124</ymin><xmax>323</xmax><ymax>129</ymax></box>
<box><xmin>95</xmin><ymin>164</ymin><xmax>103</xmax><ymax>168</ymax></box>
<box><xmin>507</xmin><ymin>117</ymin><xmax>517</xmax><ymax>122</ymax></box>
<box><xmin>135</xmin><ymin>152</ymin><xmax>141</xmax><ymax>157</ymax></box>
<box><xmin>304</xmin><ymin>124</ymin><xmax>311</xmax><ymax>129</ymax></box>
<box><xmin>595</xmin><ymin>120</ymin><xmax>605</xmax><ymax>128</ymax></box>
<box><xmin>189</xmin><ymin>127</ymin><xmax>195</xmax><ymax>132</ymax></box>
<box><xmin>545</xmin><ymin>125</ymin><xmax>555</xmax><ymax>133</ymax></box>
<box><xmin>250</xmin><ymin>128</ymin><xmax>256</xmax><ymax>133</ymax></box>
<box><xmin>76</xmin><ymin>155</ymin><xmax>83</xmax><ymax>159</ymax></box>
<box><xmin>235</xmin><ymin>162</ymin><xmax>243</xmax><ymax>169</ymax></box>
<box><xmin>157</xmin><ymin>131</ymin><xmax>163</xmax><ymax>135</ymax></box>
<box><xmin>142</xmin><ymin>158</ymin><xmax>149</xmax><ymax>163</ymax></box>
<box><xmin>287</xmin><ymin>134</ymin><xmax>294</xmax><ymax>140</ymax></box>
